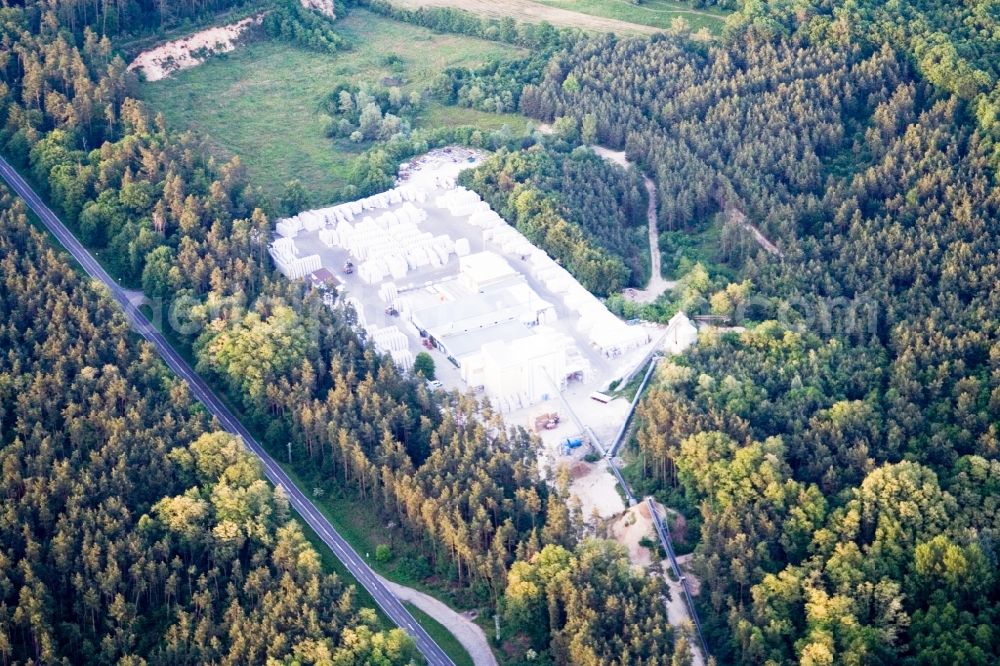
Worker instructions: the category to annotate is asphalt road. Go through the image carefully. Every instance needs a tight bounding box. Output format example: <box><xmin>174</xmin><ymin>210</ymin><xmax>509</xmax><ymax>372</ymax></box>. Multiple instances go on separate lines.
<box><xmin>0</xmin><ymin>155</ymin><xmax>455</xmax><ymax>666</ymax></box>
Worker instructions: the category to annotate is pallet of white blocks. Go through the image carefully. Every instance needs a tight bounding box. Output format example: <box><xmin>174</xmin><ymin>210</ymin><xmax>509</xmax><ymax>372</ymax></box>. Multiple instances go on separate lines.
<box><xmin>378</xmin><ymin>282</ymin><xmax>399</xmax><ymax>304</ymax></box>
<box><xmin>318</xmin><ymin>228</ymin><xmax>338</xmax><ymax>248</ymax></box>
<box><xmin>390</xmin><ymin>349</ymin><xmax>414</xmax><ymax>370</ymax></box>
<box><xmin>272</xmin><ymin>237</ymin><xmax>297</xmax><ymax>258</ymax></box>
<box><xmin>272</xmin><ymin>253</ymin><xmax>321</xmax><ymax>280</ymax></box>
<box><xmin>359</xmin><ymin>259</ymin><xmax>388</xmax><ymax>284</ymax></box>
<box><xmin>385</xmin><ymin>254</ymin><xmax>408</xmax><ymax>280</ymax></box>
<box><xmin>300</xmin><ymin>211</ymin><xmax>323</xmax><ymax>232</ymax></box>
<box><xmin>275</xmin><ymin>216</ymin><xmax>302</xmax><ymax>238</ymax></box>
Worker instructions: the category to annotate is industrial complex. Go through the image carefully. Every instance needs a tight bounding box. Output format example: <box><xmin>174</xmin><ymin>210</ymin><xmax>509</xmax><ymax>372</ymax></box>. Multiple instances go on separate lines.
<box><xmin>270</xmin><ymin>148</ymin><xmax>693</xmax><ymax>412</ymax></box>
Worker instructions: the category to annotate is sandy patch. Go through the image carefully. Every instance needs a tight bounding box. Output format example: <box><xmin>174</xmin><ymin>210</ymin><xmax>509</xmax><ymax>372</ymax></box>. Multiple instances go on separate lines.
<box><xmin>675</xmin><ymin>552</ymin><xmax>702</xmax><ymax>596</ymax></box>
<box><xmin>569</xmin><ymin>459</ymin><xmax>626</xmax><ymax>520</ymax></box>
<box><xmin>128</xmin><ymin>15</ymin><xmax>264</xmax><ymax>82</ymax></box>
<box><xmin>302</xmin><ymin>0</ymin><xmax>336</xmax><ymax>18</ymax></box>
<box><xmin>609</xmin><ymin>501</ymin><xmax>657</xmax><ymax>568</ymax></box>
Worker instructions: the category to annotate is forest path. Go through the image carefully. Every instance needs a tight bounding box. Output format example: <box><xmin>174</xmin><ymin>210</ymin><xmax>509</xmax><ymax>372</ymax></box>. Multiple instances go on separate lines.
<box><xmin>722</xmin><ymin>198</ymin><xmax>784</xmax><ymax>258</ymax></box>
<box><xmin>589</xmin><ymin>146</ymin><xmax>676</xmax><ymax>303</ymax></box>
<box><xmin>380</xmin><ymin>577</ymin><xmax>498</xmax><ymax>666</ymax></box>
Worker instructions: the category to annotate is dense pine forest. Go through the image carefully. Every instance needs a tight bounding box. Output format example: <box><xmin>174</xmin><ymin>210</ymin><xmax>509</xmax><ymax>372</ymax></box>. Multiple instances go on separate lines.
<box><xmin>2</xmin><ymin>0</ymin><xmax>999</xmax><ymax>664</ymax></box>
<box><xmin>0</xmin><ymin>2</ymin><xmax>693</xmax><ymax>663</ymax></box>
<box><xmin>512</xmin><ymin>3</ymin><xmax>1000</xmax><ymax>664</ymax></box>
<box><xmin>0</xmin><ymin>193</ymin><xmax>418</xmax><ymax>663</ymax></box>
<box><xmin>460</xmin><ymin>147</ymin><xmax>649</xmax><ymax>294</ymax></box>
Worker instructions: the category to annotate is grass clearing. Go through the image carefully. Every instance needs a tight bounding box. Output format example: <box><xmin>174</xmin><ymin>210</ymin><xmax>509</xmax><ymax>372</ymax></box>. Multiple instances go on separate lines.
<box><xmin>659</xmin><ymin>216</ymin><xmax>736</xmax><ymax>282</ymax></box>
<box><xmin>415</xmin><ymin>104</ymin><xmax>532</xmax><ymax>134</ymax></box>
<box><xmin>534</xmin><ymin>0</ymin><xmax>729</xmax><ymax>34</ymax></box>
<box><xmin>140</xmin><ymin>8</ymin><xmax>526</xmax><ymax>204</ymax></box>
<box><xmin>389</xmin><ymin>0</ymin><xmax>658</xmax><ymax>34</ymax></box>
<box><xmin>403</xmin><ymin>603</ymin><xmax>476</xmax><ymax>666</ymax></box>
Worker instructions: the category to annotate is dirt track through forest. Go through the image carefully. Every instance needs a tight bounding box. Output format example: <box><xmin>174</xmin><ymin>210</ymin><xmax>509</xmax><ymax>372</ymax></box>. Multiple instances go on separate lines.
<box><xmin>389</xmin><ymin>0</ymin><xmax>660</xmax><ymax>34</ymax></box>
<box><xmin>590</xmin><ymin>146</ymin><xmax>676</xmax><ymax>302</ymax></box>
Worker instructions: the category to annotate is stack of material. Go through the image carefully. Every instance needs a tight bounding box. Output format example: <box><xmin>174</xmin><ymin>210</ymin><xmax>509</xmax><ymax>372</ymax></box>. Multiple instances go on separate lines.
<box><xmin>564</xmin><ymin>286</ymin><xmax>604</xmax><ymax>316</ymax></box>
<box><xmin>360</xmin><ymin>192</ymin><xmax>389</xmax><ymax>210</ymax></box>
<box><xmin>276</xmin><ymin>216</ymin><xmax>302</xmax><ymax>238</ymax></box>
<box><xmin>541</xmin><ymin>266</ymin><xmax>574</xmax><ymax>294</ymax></box>
<box><xmin>385</xmin><ymin>254</ymin><xmax>408</xmax><ymax>279</ymax></box>
<box><xmin>469</xmin><ymin>210</ymin><xmax>503</xmax><ymax>229</ymax></box>
<box><xmin>454</xmin><ymin>238</ymin><xmax>471</xmax><ymax>256</ymax></box>
<box><xmin>378</xmin><ymin>282</ymin><xmax>399</xmax><ymax>305</ymax></box>
<box><xmin>334</xmin><ymin>221</ymin><xmax>355</xmax><ymax>247</ymax></box>
<box><xmin>269</xmin><ymin>237</ymin><xmax>323</xmax><ymax>279</ymax></box>
<box><xmin>333</xmin><ymin>204</ymin><xmax>356</xmax><ymax>222</ymax></box>
<box><xmin>406</xmin><ymin>246</ymin><xmax>430</xmax><ymax>269</ymax></box>
<box><xmin>301</xmin><ymin>211</ymin><xmax>323</xmax><ymax>231</ymax></box>
<box><xmin>401</xmin><ymin>186</ymin><xmax>428</xmax><ymax>203</ymax></box>
<box><xmin>369</xmin><ymin>325</ymin><xmax>409</xmax><ymax>353</ymax></box>
<box><xmin>433</xmin><ymin>234</ymin><xmax>454</xmax><ymax>255</ymax></box>
<box><xmin>318</xmin><ymin>228</ymin><xmax>338</xmax><ymax>247</ymax></box>
<box><xmin>581</xmin><ymin>313</ymin><xmax>650</xmax><ymax>358</ymax></box>
<box><xmin>397</xmin><ymin>202</ymin><xmax>427</xmax><ymax>224</ymax></box>
<box><xmin>435</xmin><ymin>187</ymin><xmax>482</xmax><ymax>216</ymax></box>
<box><xmin>269</xmin><ymin>239</ymin><xmax>321</xmax><ymax>279</ymax></box>
<box><xmin>359</xmin><ymin>259</ymin><xmax>387</xmax><ymax>284</ymax></box>
<box><xmin>272</xmin><ymin>237</ymin><xmax>297</xmax><ymax>258</ymax></box>
<box><xmin>390</xmin><ymin>349</ymin><xmax>414</xmax><ymax>370</ymax></box>
<box><xmin>379</xmin><ymin>211</ymin><xmax>401</xmax><ymax>228</ymax></box>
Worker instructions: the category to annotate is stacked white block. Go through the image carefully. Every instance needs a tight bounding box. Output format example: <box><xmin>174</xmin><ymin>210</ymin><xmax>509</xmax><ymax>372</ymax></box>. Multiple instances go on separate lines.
<box><xmin>369</xmin><ymin>325</ymin><xmax>409</xmax><ymax>353</ymax></box>
<box><xmin>435</xmin><ymin>187</ymin><xmax>482</xmax><ymax>216</ymax></box>
<box><xmin>378</xmin><ymin>282</ymin><xmax>399</xmax><ymax>305</ymax></box>
<box><xmin>469</xmin><ymin>209</ymin><xmax>503</xmax><ymax>229</ymax></box>
<box><xmin>275</xmin><ymin>216</ymin><xmax>302</xmax><ymax>238</ymax></box>
<box><xmin>391</xmin><ymin>349</ymin><xmax>414</xmax><ymax>370</ymax></box>
<box><xmin>300</xmin><ymin>211</ymin><xmax>323</xmax><ymax>232</ymax></box>
<box><xmin>319</xmin><ymin>228</ymin><xmax>338</xmax><ymax>247</ymax></box>
<box><xmin>359</xmin><ymin>259</ymin><xmax>387</xmax><ymax>284</ymax></box>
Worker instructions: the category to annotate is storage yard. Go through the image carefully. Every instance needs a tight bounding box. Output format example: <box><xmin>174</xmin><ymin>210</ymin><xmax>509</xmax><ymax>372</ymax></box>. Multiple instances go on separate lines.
<box><xmin>270</xmin><ymin>147</ymin><xmax>674</xmax><ymax>414</ymax></box>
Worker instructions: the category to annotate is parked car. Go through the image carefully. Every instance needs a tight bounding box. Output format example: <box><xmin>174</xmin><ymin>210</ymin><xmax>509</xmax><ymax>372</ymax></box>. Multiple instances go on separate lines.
<box><xmin>426</xmin><ymin>380</ymin><xmax>443</xmax><ymax>390</ymax></box>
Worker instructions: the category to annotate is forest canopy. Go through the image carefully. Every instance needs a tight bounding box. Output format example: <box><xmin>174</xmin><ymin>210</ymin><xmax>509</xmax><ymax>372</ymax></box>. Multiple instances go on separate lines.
<box><xmin>0</xmin><ymin>192</ymin><xmax>417</xmax><ymax>664</ymax></box>
<box><xmin>2</xmin><ymin>0</ymin><xmax>999</xmax><ymax>664</ymax></box>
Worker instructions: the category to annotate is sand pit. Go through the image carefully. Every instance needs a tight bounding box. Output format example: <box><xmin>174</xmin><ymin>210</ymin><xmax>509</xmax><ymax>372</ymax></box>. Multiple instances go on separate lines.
<box><xmin>609</xmin><ymin>502</ymin><xmax>657</xmax><ymax>568</ymax></box>
<box><xmin>128</xmin><ymin>15</ymin><xmax>264</xmax><ymax>82</ymax></box>
<box><xmin>302</xmin><ymin>0</ymin><xmax>336</xmax><ymax>18</ymax></box>
<box><xmin>569</xmin><ymin>459</ymin><xmax>626</xmax><ymax>519</ymax></box>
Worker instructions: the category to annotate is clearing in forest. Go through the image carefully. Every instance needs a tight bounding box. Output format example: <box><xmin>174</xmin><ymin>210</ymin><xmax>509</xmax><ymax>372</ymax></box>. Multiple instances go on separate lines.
<box><xmin>388</xmin><ymin>0</ymin><xmax>729</xmax><ymax>35</ymax></box>
<box><xmin>128</xmin><ymin>14</ymin><xmax>263</xmax><ymax>81</ymax></box>
<box><xmin>139</xmin><ymin>8</ymin><xmax>529</xmax><ymax>203</ymax></box>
